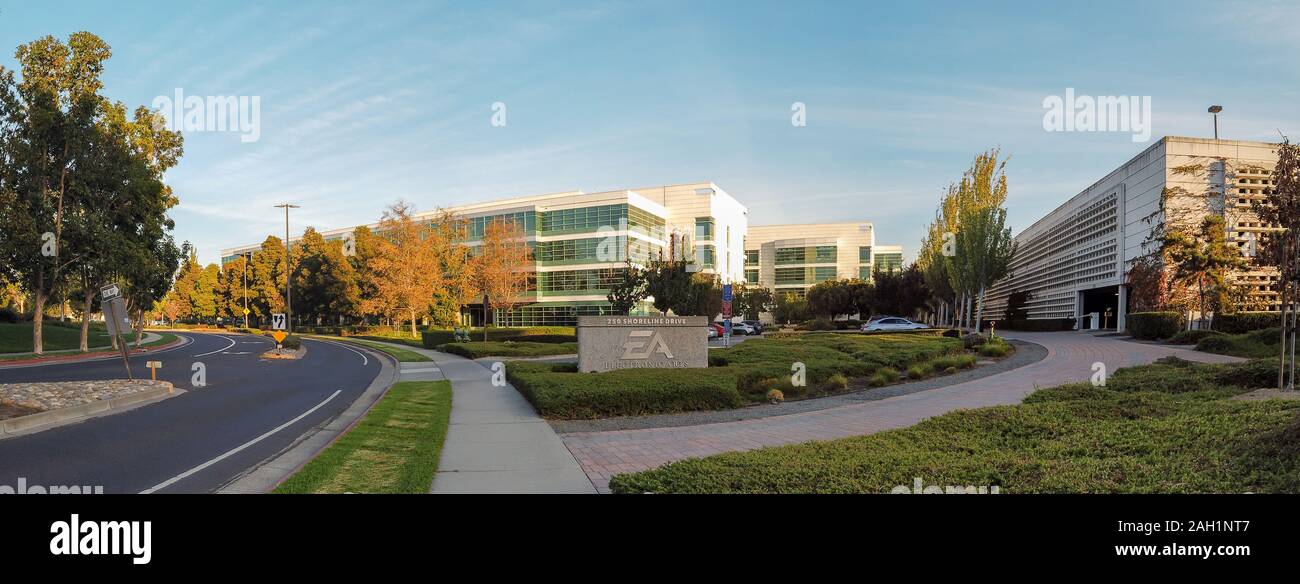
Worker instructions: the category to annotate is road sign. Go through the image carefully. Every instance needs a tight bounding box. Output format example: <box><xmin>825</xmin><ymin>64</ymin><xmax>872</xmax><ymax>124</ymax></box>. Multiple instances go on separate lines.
<box><xmin>271</xmin><ymin>313</ymin><xmax>287</xmax><ymax>330</ymax></box>
<box><xmin>721</xmin><ymin>300</ymin><xmax>733</xmax><ymax>318</ymax></box>
<box><xmin>271</xmin><ymin>331</ymin><xmax>287</xmax><ymax>344</ymax></box>
<box><xmin>243</xmin><ymin>307</ymin><xmax>250</xmax><ymax>316</ymax></box>
<box><xmin>146</xmin><ymin>360</ymin><xmax>162</xmax><ymax>381</ymax></box>
<box><xmin>101</xmin><ymin>297</ymin><xmax>132</xmax><ymax>336</ymax></box>
<box><xmin>722</xmin><ymin>283</ymin><xmax>733</xmax><ymax>303</ymax></box>
<box><xmin>101</xmin><ymin>283</ymin><xmax>121</xmax><ymax>301</ymax></box>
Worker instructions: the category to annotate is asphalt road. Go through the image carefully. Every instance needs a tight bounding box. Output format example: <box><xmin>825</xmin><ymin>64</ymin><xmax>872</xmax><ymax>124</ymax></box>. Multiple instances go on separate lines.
<box><xmin>0</xmin><ymin>332</ymin><xmax>384</xmax><ymax>493</ymax></box>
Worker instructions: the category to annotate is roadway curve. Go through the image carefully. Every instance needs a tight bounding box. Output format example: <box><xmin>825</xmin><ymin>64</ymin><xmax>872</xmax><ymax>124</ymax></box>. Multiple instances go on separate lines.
<box><xmin>0</xmin><ymin>332</ymin><xmax>383</xmax><ymax>493</ymax></box>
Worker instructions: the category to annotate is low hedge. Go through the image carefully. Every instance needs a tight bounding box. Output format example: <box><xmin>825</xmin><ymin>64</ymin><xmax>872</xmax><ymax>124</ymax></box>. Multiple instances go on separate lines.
<box><xmin>1127</xmin><ymin>311</ymin><xmax>1182</xmax><ymax>340</ymax></box>
<box><xmin>1214</xmin><ymin>312</ymin><xmax>1282</xmax><ymax>335</ymax></box>
<box><xmin>437</xmin><ymin>341</ymin><xmax>577</xmax><ymax>358</ymax></box>
<box><xmin>1167</xmin><ymin>329</ymin><xmax>1222</xmax><ymax>345</ymax></box>
<box><xmin>506</xmin><ymin>362</ymin><xmax>743</xmax><ymax>419</ymax></box>
<box><xmin>421</xmin><ymin>326</ymin><xmax>576</xmax><ymax>348</ymax></box>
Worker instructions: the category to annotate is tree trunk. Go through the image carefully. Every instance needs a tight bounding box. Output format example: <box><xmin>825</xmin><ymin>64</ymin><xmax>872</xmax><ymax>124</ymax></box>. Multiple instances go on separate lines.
<box><xmin>79</xmin><ymin>287</ymin><xmax>92</xmax><ymax>352</ymax></box>
<box><xmin>134</xmin><ymin>308</ymin><xmax>144</xmax><ymax>347</ymax></box>
<box><xmin>32</xmin><ymin>282</ymin><xmax>46</xmax><ymax>356</ymax></box>
<box><xmin>409</xmin><ymin>309</ymin><xmax>417</xmax><ymax>338</ymax></box>
<box><xmin>975</xmin><ymin>286</ymin><xmax>986</xmax><ymax>333</ymax></box>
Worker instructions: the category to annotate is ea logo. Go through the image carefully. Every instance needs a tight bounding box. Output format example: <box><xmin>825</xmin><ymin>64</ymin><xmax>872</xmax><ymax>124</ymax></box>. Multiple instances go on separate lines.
<box><xmin>621</xmin><ymin>330</ymin><xmax>674</xmax><ymax>360</ymax></box>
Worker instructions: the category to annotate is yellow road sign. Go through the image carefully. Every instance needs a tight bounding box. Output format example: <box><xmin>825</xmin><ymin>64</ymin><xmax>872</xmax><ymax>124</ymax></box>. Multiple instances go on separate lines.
<box><xmin>243</xmin><ymin>308</ymin><xmax>250</xmax><ymax>316</ymax></box>
<box><xmin>272</xmin><ymin>331</ymin><xmax>287</xmax><ymax>343</ymax></box>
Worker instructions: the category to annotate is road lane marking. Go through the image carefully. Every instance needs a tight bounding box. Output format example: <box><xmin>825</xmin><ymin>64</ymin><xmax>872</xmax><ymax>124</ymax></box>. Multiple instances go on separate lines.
<box><xmin>139</xmin><ymin>389</ymin><xmax>343</xmax><ymax>494</ymax></box>
<box><xmin>193</xmin><ymin>335</ymin><xmax>238</xmax><ymax>357</ymax></box>
<box><xmin>308</xmin><ymin>338</ymin><xmax>368</xmax><ymax>366</ymax></box>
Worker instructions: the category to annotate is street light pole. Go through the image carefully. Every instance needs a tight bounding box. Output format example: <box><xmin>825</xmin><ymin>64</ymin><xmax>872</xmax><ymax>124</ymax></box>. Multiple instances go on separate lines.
<box><xmin>1208</xmin><ymin>105</ymin><xmax>1223</xmax><ymax>140</ymax></box>
<box><xmin>242</xmin><ymin>252</ymin><xmax>249</xmax><ymax>328</ymax></box>
<box><xmin>275</xmin><ymin>203</ymin><xmax>300</xmax><ymax>334</ymax></box>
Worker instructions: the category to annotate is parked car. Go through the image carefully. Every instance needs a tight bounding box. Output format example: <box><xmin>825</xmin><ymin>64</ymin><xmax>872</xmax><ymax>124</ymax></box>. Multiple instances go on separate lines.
<box><xmin>861</xmin><ymin>317</ymin><xmax>929</xmax><ymax>332</ymax></box>
<box><xmin>742</xmin><ymin>320</ymin><xmax>765</xmax><ymax>334</ymax></box>
<box><xmin>709</xmin><ymin>323</ymin><xmax>725</xmax><ymax>337</ymax></box>
<box><xmin>707</xmin><ymin>325</ymin><xmax>719</xmax><ymax>338</ymax></box>
<box><xmin>731</xmin><ymin>322</ymin><xmax>757</xmax><ymax>335</ymax></box>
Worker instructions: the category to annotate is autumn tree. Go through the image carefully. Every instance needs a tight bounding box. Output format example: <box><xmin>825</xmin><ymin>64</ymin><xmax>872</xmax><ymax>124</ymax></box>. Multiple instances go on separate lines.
<box><xmin>363</xmin><ymin>201</ymin><xmax>443</xmax><ymax>337</ymax></box>
<box><xmin>1164</xmin><ymin>214</ymin><xmax>1248</xmax><ymax>327</ymax></box>
<box><xmin>248</xmin><ymin>236</ymin><xmax>288</xmax><ymax>326</ymax></box>
<box><xmin>473</xmin><ymin>219</ymin><xmax>532</xmax><ymax>336</ymax></box>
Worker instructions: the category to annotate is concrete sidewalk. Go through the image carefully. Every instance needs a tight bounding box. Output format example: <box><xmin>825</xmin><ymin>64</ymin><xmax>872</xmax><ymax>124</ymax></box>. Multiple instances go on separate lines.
<box><xmin>350</xmin><ymin>339</ymin><xmax>595</xmax><ymax>494</ymax></box>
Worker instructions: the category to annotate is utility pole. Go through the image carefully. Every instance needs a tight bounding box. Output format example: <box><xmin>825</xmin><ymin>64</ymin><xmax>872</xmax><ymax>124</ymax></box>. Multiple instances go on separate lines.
<box><xmin>242</xmin><ymin>252</ymin><xmax>249</xmax><ymax>328</ymax></box>
<box><xmin>274</xmin><ymin>203</ymin><xmax>300</xmax><ymax>334</ymax></box>
<box><xmin>1208</xmin><ymin>105</ymin><xmax>1223</xmax><ymax>140</ymax></box>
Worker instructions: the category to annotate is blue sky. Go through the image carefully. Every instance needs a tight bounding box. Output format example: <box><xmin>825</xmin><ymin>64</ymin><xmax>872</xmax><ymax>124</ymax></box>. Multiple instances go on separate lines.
<box><xmin>4</xmin><ymin>0</ymin><xmax>1298</xmax><ymax>265</ymax></box>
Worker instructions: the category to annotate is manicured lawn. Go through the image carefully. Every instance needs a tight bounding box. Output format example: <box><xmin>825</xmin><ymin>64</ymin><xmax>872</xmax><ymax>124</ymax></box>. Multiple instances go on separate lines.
<box><xmin>318</xmin><ymin>336</ymin><xmax>431</xmax><ymax>362</ymax></box>
<box><xmin>506</xmin><ymin>332</ymin><xmax>981</xmax><ymax>419</ymax></box>
<box><xmin>420</xmin><ymin>326</ymin><xmax>575</xmax><ymax>348</ymax></box>
<box><xmin>609</xmin><ymin>358</ymin><xmax>1300</xmax><ymax>494</ymax></box>
<box><xmin>351</xmin><ymin>334</ymin><xmax>424</xmax><ymax>349</ymax></box>
<box><xmin>0</xmin><ymin>322</ymin><xmax>111</xmax><ymax>353</ymax></box>
<box><xmin>274</xmin><ymin>381</ymin><xmax>453</xmax><ymax>494</ymax></box>
<box><xmin>438</xmin><ymin>341</ymin><xmax>577</xmax><ymax>359</ymax></box>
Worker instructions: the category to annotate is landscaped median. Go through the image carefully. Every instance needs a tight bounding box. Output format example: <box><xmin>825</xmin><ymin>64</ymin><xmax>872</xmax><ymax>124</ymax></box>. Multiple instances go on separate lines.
<box><xmin>1</xmin><ymin>379</ymin><xmax>176</xmax><ymax>436</ymax></box>
<box><xmin>303</xmin><ymin>335</ymin><xmax>431</xmax><ymax>362</ymax></box>
<box><xmin>506</xmin><ymin>331</ymin><xmax>1010</xmax><ymax>419</ymax></box>
<box><xmin>273</xmin><ymin>380</ymin><xmax>452</xmax><ymax>494</ymax></box>
<box><xmin>607</xmin><ymin>357</ymin><xmax>1300</xmax><ymax>493</ymax></box>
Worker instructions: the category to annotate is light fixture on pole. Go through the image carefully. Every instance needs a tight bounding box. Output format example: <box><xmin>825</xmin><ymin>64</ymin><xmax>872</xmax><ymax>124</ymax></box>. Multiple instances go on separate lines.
<box><xmin>274</xmin><ymin>203</ymin><xmax>300</xmax><ymax>335</ymax></box>
<box><xmin>1208</xmin><ymin>105</ymin><xmax>1223</xmax><ymax>140</ymax></box>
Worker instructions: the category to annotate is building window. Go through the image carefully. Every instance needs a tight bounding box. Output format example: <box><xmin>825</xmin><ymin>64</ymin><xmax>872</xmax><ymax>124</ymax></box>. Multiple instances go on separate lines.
<box><xmin>696</xmin><ymin>245</ymin><xmax>715</xmax><ymax>268</ymax></box>
<box><xmin>695</xmin><ymin>217</ymin><xmax>715</xmax><ymax>241</ymax></box>
<box><xmin>814</xmin><ymin>246</ymin><xmax>837</xmax><ymax>263</ymax></box>
<box><xmin>775</xmin><ymin>267</ymin><xmax>807</xmax><ymax>285</ymax></box>
<box><xmin>775</xmin><ymin>247</ymin><xmax>806</xmax><ymax>265</ymax></box>
<box><xmin>813</xmin><ymin>267</ymin><xmax>837</xmax><ymax>282</ymax></box>
<box><xmin>744</xmin><ymin>250</ymin><xmax>759</xmax><ymax>266</ymax></box>
<box><xmin>468</xmin><ymin>211</ymin><xmax>537</xmax><ymax>239</ymax></box>
<box><xmin>859</xmin><ymin>246</ymin><xmax>872</xmax><ymax>263</ymax></box>
<box><xmin>876</xmin><ymin>252</ymin><xmax>903</xmax><ymax>272</ymax></box>
<box><xmin>537</xmin><ymin>268</ymin><xmax>622</xmax><ymax>294</ymax></box>
<box><xmin>745</xmin><ymin>268</ymin><xmax>759</xmax><ymax>282</ymax></box>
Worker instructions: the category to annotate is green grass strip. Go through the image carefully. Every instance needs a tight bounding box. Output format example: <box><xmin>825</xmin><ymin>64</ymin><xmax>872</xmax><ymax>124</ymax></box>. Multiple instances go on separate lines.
<box><xmin>274</xmin><ymin>380</ymin><xmax>453</xmax><ymax>494</ymax></box>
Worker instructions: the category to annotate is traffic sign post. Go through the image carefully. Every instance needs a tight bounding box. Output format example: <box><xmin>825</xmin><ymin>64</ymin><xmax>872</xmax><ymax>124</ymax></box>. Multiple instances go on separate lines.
<box><xmin>100</xmin><ymin>285</ymin><xmax>133</xmax><ymax>380</ymax></box>
<box><xmin>721</xmin><ymin>284</ymin><xmax>734</xmax><ymax>347</ymax></box>
<box><xmin>146</xmin><ymin>361</ymin><xmax>162</xmax><ymax>380</ymax></box>
<box><xmin>271</xmin><ymin>313</ymin><xmax>287</xmax><ymax>331</ymax></box>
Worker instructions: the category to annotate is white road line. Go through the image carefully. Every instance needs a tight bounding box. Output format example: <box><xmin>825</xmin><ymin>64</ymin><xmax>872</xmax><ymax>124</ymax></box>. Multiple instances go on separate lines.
<box><xmin>193</xmin><ymin>335</ymin><xmax>238</xmax><ymax>357</ymax></box>
<box><xmin>309</xmin><ymin>338</ymin><xmax>368</xmax><ymax>366</ymax></box>
<box><xmin>139</xmin><ymin>389</ymin><xmax>343</xmax><ymax>494</ymax></box>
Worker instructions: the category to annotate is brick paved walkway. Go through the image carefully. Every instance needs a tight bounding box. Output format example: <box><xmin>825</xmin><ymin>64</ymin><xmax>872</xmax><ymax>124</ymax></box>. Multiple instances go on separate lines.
<box><xmin>559</xmin><ymin>332</ymin><xmax>1245</xmax><ymax>492</ymax></box>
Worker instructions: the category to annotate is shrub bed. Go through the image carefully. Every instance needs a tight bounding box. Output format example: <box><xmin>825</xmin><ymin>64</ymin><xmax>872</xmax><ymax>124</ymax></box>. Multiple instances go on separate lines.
<box><xmin>421</xmin><ymin>326</ymin><xmax>575</xmax><ymax>348</ymax></box>
<box><xmin>609</xmin><ymin>357</ymin><xmax>1300</xmax><ymax>494</ymax></box>
<box><xmin>1214</xmin><ymin>312</ymin><xmax>1282</xmax><ymax>335</ymax></box>
<box><xmin>1196</xmin><ymin>328</ymin><xmax>1282</xmax><ymax>359</ymax></box>
<box><xmin>1127</xmin><ymin>311</ymin><xmax>1182</xmax><ymax>340</ymax></box>
<box><xmin>437</xmin><ymin>341</ymin><xmax>577</xmax><ymax>358</ymax></box>
<box><xmin>1167</xmin><ymin>329</ymin><xmax>1222</xmax><ymax>345</ymax></box>
<box><xmin>506</xmin><ymin>362</ymin><xmax>743</xmax><ymax>418</ymax></box>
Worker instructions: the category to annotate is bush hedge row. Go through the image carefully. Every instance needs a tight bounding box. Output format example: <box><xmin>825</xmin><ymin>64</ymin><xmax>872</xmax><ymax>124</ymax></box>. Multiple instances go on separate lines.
<box><xmin>506</xmin><ymin>362</ymin><xmax>743</xmax><ymax>419</ymax></box>
<box><xmin>420</xmin><ymin>326</ymin><xmax>575</xmax><ymax>348</ymax></box>
<box><xmin>1213</xmin><ymin>312</ymin><xmax>1282</xmax><ymax>335</ymax></box>
<box><xmin>1127</xmin><ymin>312</ymin><xmax>1182</xmax><ymax>340</ymax></box>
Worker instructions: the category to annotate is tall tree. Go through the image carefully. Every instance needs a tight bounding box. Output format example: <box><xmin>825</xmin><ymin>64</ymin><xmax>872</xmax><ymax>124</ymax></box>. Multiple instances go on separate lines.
<box><xmin>0</xmin><ymin>33</ymin><xmax>112</xmax><ymax>354</ymax></box>
<box><xmin>606</xmin><ymin>258</ymin><xmax>647</xmax><ymax>315</ymax></box>
<box><xmin>1164</xmin><ymin>214</ymin><xmax>1248</xmax><ymax>327</ymax></box>
<box><xmin>293</xmin><ymin>227</ymin><xmax>359</xmax><ymax>325</ymax></box>
<box><xmin>249</xmin><ymin>236</ymin><xmax>288</xmax><ymax>326</ymax></box>
<box><xmin>363</xmin><ymin>201</ymin><xmax>443</xmax><ymax>337</ymax></box>
<box><xmin>473</xmin><ymin>219</ymin><xmax>532</xmax><ymax>334</ymax></box>
<box><xmin>953</xmin><ymin>206</ymin><xmax>1015</xmax><ymax>331</ymax></box>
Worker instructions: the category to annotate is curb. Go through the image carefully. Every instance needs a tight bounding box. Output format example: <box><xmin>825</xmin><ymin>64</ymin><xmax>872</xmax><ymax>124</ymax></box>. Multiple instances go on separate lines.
<box><xmin>0</xmin><ymin>334</ymin><xmax>189</xmax><ymax>370</ymax></box>
<box><xmin>217</xmin><ymin>339</ymin><xmax>399</xmax><ymax>493</ymax></box>
<box><xmin>1</xmin><ymin>382</ymin><xmax>179</xmax><ymax>439</ymax></box>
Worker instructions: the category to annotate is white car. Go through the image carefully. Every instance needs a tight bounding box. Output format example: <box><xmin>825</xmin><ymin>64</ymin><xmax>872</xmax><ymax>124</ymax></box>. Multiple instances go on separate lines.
<box><xmin>861</xmin><ymin>317</ymin><xmax>929</xmax><ymax>332</ymax></box>
<box><xmin>730</xmin><ymin>322</ymin><xmax>757</xmax><ymax>335</ymax></box>
<box><xmin>707</xmin><ymin>325</ymin><xmax>719</xmax><ymax>338</ymax></box>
